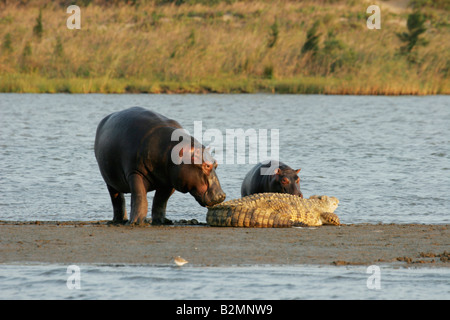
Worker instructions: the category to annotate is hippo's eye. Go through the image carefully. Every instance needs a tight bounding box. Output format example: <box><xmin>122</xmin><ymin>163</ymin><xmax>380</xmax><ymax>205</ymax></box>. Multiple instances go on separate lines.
<box><xmin>296</xmin><ymin>177</ymin><xmax>300</xmax><ymax>183</ymax></box>
<box><xmin>203</xmin><ymin>162</ymin><xmax>213</xmax><ymax>174</ymax></box>
<box><xmin>281</xmin><ymin>177</ymin><xmax>290</xmax><ymax>185</ymax></box>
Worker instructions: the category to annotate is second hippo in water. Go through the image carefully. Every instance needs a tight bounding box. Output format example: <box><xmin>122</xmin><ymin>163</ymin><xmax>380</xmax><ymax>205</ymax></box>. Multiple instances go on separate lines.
<box><xmin>241</xmin><ymin>160</ymin><xmax>303</xmax><ymax>198</ymax></box>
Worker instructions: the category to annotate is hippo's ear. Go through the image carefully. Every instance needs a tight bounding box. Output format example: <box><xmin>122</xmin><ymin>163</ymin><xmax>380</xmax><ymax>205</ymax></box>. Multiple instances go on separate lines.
<box><xmin>178</xmin><ymin>145</ymin><xmax>192</xmax><ymax>164</ymax></box>
<box><xmin>296</xmin><ymin>169</ymin><xmax>301</xmax><ymax>174</ymax></box>
<box><xmin>274</xmin><ymin>168</ymin><xmax>282</xmax><ymax>175</ymax></box>
<box><xmin>178</xmin><ymin>145</ymin><xmax>203</xmax><ymax>164</ymax></box>
<box><xmin>191</xmin><ymin>146</ymin><xmax>203</xmax><ymax>165</ymax></box>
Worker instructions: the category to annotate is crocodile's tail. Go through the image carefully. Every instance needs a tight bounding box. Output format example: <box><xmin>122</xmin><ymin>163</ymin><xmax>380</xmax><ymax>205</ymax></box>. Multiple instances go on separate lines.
<box><xmin>319</xmin><ymin>212</ymin><xmax>341</xmax><ymax>225</ymax></box>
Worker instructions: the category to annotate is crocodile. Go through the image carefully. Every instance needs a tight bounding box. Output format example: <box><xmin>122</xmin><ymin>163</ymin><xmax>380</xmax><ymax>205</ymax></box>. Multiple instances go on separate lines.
<box><xmin>206</xmin><ymin>193</ymin><xmax>340</xmax><ymax>227</ymax></box>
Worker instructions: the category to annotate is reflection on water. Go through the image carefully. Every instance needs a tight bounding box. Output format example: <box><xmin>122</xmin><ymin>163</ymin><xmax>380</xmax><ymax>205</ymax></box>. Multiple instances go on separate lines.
<box><xmin>0</xmin><ymin>94</ymin><xmax>449</xmax><ymax>224</ymax></box>
<box><xmin>1</xmin><ymin>263</ymin><xmax>449</xmax><ymax>300</ymax></box>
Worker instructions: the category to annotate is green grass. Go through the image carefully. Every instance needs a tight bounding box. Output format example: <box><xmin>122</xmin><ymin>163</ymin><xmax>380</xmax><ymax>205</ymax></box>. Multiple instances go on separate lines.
<box><xmin>3</xmin><ymin>73</ymin><xmax>445</xmax><ymax>95</ymax></box>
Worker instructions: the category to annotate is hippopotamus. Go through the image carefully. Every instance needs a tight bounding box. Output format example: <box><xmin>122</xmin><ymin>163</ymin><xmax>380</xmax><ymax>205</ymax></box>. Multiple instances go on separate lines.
<box><xmin>94</xmin><ymin>107</ymin><xmax>226</xmax><ymax>225</ymax></box>
<box><xmin>241</xmin><ymin>160</ymin><xmax>303</xmax><ymax>198</ymax></box>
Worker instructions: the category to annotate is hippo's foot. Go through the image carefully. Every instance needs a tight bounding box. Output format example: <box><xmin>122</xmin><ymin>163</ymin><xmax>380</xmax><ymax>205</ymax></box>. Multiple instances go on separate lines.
<box><xmin>151</xmin><ymin>217</ymin><xmax>173</xmax><ymax>226</ymax></box>
<box><xmin>176</xmin><ymin>219</ymin><xmax>203</xmax><ymax>225</ymax></box>
<box><xmin>108</xmin><ymin>219</ymin><xmax>129</xmax><ymax>226</ymax></box>
<box><xmin>124</xmin><ymin>218</ymin><xmax>151</xmax><ymax>226</ymax></box>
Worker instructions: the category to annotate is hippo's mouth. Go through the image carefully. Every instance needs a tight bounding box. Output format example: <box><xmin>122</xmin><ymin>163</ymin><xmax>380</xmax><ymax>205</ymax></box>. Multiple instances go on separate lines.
<box><xmin>200</xmin><ymin>191</ymin><xmax>219</xmax><ymax>207</ymax></box>
<box><xmin>192</xmin><ymin>190</ymin><xmax>223</xmax><ymax>207</ymax></box>
<box><xmin>190</xmin><ymin>190</ymin><xmax>207</xmax><ymax>207</ymax></box>
<box><xmin>190</xmin><ymin>187</ymin><xmax>226</xmax><ymax>207</ymax></box>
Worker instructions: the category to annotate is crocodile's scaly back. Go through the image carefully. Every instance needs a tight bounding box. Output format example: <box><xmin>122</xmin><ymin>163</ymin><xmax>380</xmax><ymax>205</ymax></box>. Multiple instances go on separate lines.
<box><xmin>206</xmin><ymin>193</ymin><xmax>340</xmax><ymax>227</ymax></box>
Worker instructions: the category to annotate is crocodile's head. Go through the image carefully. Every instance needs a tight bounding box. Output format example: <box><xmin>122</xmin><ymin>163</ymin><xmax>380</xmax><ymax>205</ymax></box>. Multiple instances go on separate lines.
<box><xmin>309</xmin><ymin>195</ymin><xmax>339</xmax><ymax>212</ymax></box>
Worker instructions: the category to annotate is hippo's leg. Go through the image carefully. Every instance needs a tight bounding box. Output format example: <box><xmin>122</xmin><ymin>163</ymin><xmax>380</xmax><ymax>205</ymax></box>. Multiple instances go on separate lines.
<box><xmin>128</xmin><ymin>174</ymin><xmax>148</xmax><ymax>225</ymax></box>
<box><xmin>151</xmin><ymin>187</ymin><xmax>175</xmax><ymax>225</ymax></box>
<box><xmin>107</xmin><ymin>184</ymin><xmax>128</xmax><ymax>223</ymax></box>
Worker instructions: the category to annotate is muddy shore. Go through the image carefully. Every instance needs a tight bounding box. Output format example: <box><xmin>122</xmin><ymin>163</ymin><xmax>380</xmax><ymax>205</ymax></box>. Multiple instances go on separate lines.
<box><xmin>0</xmin><ymin>221</ymin><xmax>448</xmax><ymax>267</ymax></box>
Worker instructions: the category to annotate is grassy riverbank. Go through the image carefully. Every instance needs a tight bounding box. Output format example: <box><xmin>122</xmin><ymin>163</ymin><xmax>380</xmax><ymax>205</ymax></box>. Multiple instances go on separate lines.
<box><xmin>0</xmin><ymin>0</ymin><xmax>449</xmax><ymax>94</ymax></box>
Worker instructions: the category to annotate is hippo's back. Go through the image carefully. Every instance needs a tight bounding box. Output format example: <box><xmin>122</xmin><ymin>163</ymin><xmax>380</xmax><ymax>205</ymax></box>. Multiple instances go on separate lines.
<box><xmin>94</xmin><ymin>107</ymin><xmax>181</xmax><ymax>190</ymax></box>
<box><xmin>241</xmin><ymin>160</ymin><xmax>286</xmax><ymax>197</ymax></box>
<box><xmin>96</xmin><ymin>107</ymin><xmax>179</xmax><ymax>140</ymax></box>
<box><xmin>240</xmin><ymin>162</ymin><xmax>262</xmax><ymax>197</ymax></box>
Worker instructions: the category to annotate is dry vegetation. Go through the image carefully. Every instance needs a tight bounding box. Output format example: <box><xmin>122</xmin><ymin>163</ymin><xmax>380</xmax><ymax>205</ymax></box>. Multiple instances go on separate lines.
<box><xmin>0</xmin><ymin>0</ymin><xmax>448</xmax><ymax>94</ymax></box>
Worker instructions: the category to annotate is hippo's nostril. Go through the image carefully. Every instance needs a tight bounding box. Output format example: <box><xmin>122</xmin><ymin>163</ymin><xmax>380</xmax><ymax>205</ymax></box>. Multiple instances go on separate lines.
<box><xmin>216</xmin><ymin>193</ymin><xmax>226</xmax><ymax>203</ymax></box>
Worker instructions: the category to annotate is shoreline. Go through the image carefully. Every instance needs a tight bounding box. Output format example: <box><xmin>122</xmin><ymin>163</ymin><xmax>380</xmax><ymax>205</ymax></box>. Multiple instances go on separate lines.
<box><xmin>1</xmin><ymin>76</ymin><xmax>448</xmax><ymax>95</ymax></box>
<box><xmin>1</xmin><ymin>221</ymin><xmax>448</xmax><ymax>268</ymax></box>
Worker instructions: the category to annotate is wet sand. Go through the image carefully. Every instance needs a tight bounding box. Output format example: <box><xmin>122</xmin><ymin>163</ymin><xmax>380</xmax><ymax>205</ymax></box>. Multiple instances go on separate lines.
<box><xmin>0</xmin><ymin>221</ymin><xmax>449</xmax><ymax>267</ymax></box>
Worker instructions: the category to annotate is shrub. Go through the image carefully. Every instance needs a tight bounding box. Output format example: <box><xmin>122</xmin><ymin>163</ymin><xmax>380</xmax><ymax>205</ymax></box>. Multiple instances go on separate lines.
<box><xmin>267</xmin><ymin>20</ymin><xmax>278</xmax><ymax>48</ymax></box>
<box><xmin>301</xmin><ymin>21</ymin><xmax>321</xmax><ymax>56</ymax></box>
<box><xmin>397</xmin><ymin>11</ymin><xmax>428</xmax><ymax>61</ymax></box>
<box><xmin>2</xmin><ymin>33</ymin><xmax>13</xmax><ymax>53</ymax></box>
<box><xmin>33</xmin><ymin>9</ymin><xmax>43</xmax><ymax>39</ymax></box>
<box><xmin>54</xmin><ymin>36</ymin><xmax>64</xmax><ymax>58</ymax></box>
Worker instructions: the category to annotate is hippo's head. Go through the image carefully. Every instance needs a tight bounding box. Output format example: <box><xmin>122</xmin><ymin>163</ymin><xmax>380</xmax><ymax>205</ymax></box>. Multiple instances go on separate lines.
<box><xmin>273</xmin><ymin>167</ymin><xmax>303</xmax><ymax>198</ymax></box>
<box><xmin>171</xmin><ymin>139</ymin><xmax>226</xmax><ymax>207</ymax></box>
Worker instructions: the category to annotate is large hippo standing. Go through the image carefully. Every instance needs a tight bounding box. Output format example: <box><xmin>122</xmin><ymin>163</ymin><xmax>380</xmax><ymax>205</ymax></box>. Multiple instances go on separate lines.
<box><xmin>241</xmin><ymin>160</ymin><xmax>303</xmax><ymax>198</ymax></box>
<box><xmin>94</xmin><ymin>107</ymin><xmax>226</xmax><ymax>225</ymax></box>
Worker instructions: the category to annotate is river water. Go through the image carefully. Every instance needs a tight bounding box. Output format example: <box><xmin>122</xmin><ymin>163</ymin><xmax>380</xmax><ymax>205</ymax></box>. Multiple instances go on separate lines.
<box><xmin>0</xmin><ymin>93</ymin><xmax>449</xmax><ymax>299</ymax></box>
<box><xmin>1</xmin><ymin>93</ymin><xmax>449</xmax><ymax>224</ymax></box>
<box><xmin>1</xmin><ymin>263</ymin><xmax>449</xmax><ymax>300</ymax></box>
